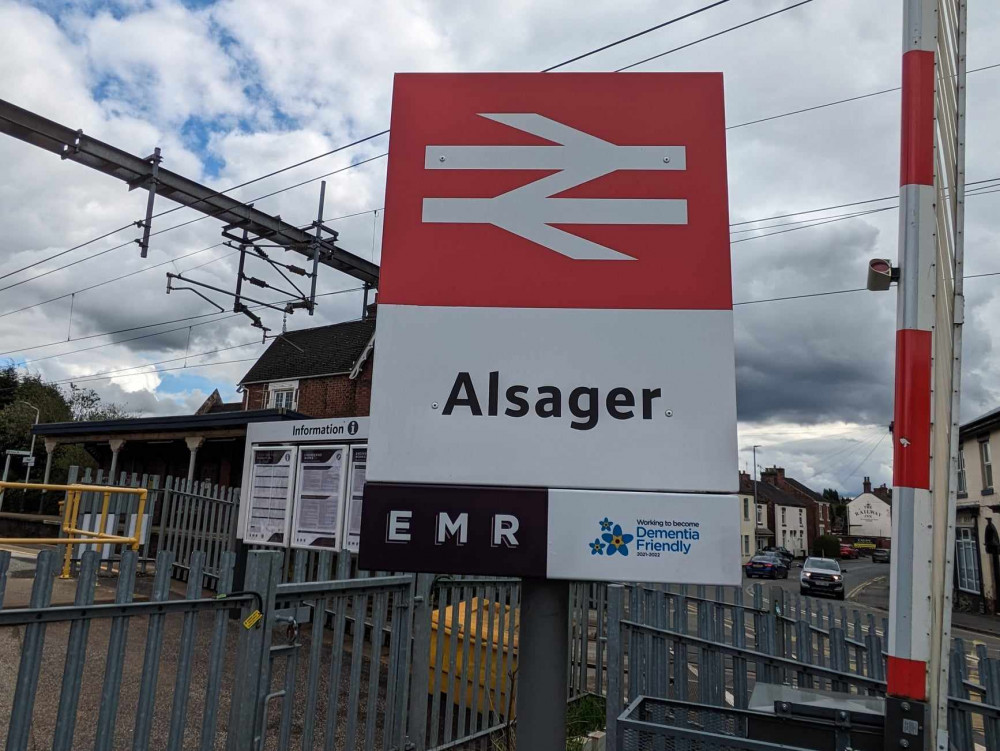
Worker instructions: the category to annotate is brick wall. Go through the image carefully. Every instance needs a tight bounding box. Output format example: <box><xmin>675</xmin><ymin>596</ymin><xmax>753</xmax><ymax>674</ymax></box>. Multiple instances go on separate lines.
<box><xmin>240</xmin><ymin>357</ymin><xmax>374</xmax><ymax>418</ymax></box>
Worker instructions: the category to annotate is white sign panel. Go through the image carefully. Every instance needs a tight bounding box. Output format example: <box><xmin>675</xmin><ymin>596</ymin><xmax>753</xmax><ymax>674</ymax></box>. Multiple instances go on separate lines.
<box><xmin>343</xmin><ymin>446</ymin><xmax>368</xmax><ymax>553</ymax></box>
<box><xmin>291</xmin><ymin>445</ymin><xmax>347</xmax><ymax>550</ymax></box>
<box><xmin>245</xmin><ymin>417</ymin><xmax>368</xmax><ymax>446</ymax></box>
<box><xmin>369</xmin><ymin>306</ymin><xmax>736</xmax><ymax>492</ymax></box>
<box><xmin>244</xmin><ymin>446</ymin><xmax>296</xmax><ymax>546</ymax></box>
<box><xmin>546</xmin><ymin>490</ymin><xmax>741</xmax><ymax>583</ymax></box>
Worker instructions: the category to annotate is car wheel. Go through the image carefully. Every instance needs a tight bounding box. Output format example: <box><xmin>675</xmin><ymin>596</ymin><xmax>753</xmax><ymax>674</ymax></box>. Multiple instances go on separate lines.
<box><xmin>836</xmin><ymin>591</ymin><xmax>845</xmax><ymax>601</ymax></box>
<box><xmin>800</xmin><ymin>587</ymin><xmax>808</xmax><ymax>596</ymax></box>
<box><xmin>783</xmin><ymin>570</ymin><xmax>789</xmax><ymax>579</ymax></box>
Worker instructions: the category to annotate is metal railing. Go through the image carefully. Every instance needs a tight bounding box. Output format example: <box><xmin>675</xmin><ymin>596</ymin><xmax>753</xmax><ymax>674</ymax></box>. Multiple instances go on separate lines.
<box><xmin>157</xmin><ymin>476</ymin><xmax>239</xmax><ymax>588</ymax></box>
<box><xmin>0</xmin><ymin>480</ymin><xmax>147</xmax><ymax>579</ymax></box>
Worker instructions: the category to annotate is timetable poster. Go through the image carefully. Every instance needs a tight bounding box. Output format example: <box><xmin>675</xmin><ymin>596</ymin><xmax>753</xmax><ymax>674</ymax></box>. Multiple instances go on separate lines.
<box><xmin>292</xmin><ymin>445</ymin><xmax>347</xmax><ymax>550</ymax></box>
<box><xmin>245</xmin><ymin>447</ymin><xmax>295</xmax><ymax>546</ymax></box>
<box><xmin>344</xmin><ymin>446</ymin><xmax>367</xmax><ymax>553</ymax></box>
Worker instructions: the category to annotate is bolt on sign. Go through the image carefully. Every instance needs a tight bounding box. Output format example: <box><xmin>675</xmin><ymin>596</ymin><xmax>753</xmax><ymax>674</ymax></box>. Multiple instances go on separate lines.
<box><xmin>360</xmin><ymin>73</ymin><xmax>739</xmax><ymax>584</ymax></box>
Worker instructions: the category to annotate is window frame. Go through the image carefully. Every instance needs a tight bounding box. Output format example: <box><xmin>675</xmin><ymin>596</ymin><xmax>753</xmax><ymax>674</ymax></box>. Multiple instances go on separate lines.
<box><xmin>958</xmin><ymin>445</ymin><xmax>967</xmax><ymax>494</ymax></box>
<box><xmin>956</xmin><ymin>526</ymin><xmax>982</xmax><ymax>594</ymax></box>
<box><xmin>981</xmin><ymin>439</ymin><xmax>994</xmax><ymax>491</ymax></box>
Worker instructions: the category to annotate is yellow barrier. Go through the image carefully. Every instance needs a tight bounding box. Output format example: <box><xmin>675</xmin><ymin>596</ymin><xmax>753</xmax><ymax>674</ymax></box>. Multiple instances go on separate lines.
<box><xmin>0</xmin><ymin>481</ymin><xmax>147</xmax><ymax>579</ymax></box>
<box><xmin>429</xmin><ymin>597</ymin><xmax>519</xmax><ymax>715</ymax></box>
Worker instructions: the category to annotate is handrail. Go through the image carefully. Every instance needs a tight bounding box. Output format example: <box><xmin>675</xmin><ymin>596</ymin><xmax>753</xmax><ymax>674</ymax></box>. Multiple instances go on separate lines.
<box><xmin>0</xmin><ymin>481</ymin><xmax>147</xmax><ymax>578</ymax></box>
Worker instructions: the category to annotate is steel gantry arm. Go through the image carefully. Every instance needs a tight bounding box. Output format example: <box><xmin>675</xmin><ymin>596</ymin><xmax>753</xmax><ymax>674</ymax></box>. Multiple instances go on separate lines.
<box><xmin>0</xmin><ymin>98</ymin><xmax>380</xmax><ymax>287</ymax></box>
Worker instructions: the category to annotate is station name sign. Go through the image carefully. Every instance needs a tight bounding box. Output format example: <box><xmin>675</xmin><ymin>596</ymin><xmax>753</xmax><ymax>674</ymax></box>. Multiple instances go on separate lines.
<box><xmin>360</xmin><ymin>73</ymin><xmax>740</xmax><ymax>584</ymax></box>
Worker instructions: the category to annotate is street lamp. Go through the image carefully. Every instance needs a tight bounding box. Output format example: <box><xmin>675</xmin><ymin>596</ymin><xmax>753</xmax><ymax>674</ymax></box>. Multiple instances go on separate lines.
<box><xmin>16</xmin><ymin>401</ymin><xmax>40</xmax><ymax>485</ymax></box>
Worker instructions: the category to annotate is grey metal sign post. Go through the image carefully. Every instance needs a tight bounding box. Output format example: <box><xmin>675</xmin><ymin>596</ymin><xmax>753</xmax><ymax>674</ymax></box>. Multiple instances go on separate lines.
<box><xmin>518</xmin><ymin>579</ymin><xmax>570</xmax><ymax>749</ymax></box>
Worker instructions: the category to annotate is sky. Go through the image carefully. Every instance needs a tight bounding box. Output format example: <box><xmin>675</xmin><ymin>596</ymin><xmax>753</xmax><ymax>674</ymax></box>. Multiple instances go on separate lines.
<box><xmin>1</xmin><ymin>0</ymin><xmax>999</xmax><ymax>496</ymax></box>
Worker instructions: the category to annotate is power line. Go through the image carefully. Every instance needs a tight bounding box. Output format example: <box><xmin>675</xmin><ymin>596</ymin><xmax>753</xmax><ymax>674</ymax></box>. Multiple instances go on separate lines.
<box><xmin>616</xmin><ymin>0</ymin><xmax>816</xmax><ymax>72</ymax></box>
<box><xmin>57</xmin><ymin>356</ymin><xmax>263</xmax><ymax>388</ymax></box>
<box><xmin>42</xmin><ymin>340</ymin><xmax>265</xmax><ymax>386</ymax></box>
<box><xmin>0</xmin><ymin>242</ymin><xmax>226</xmax><ymax>320</ymax></box>
<box><xmin>731</xmin><ymin>206</ymin><xmax>897</xmax><ymax>243</ymax></box>
<box><xmin>2</xmin><ymin>286</ymin><xmax>365</xmax><ymax>363</ymax></box>
<box><xmin>727</xmin><ymin>62</ymin><xmax>1000</xmax><ymax>130</ymax></box>
<box><xmin>839</xmin><ymin>429</ymin><xmax>890</xmax><ymax>485</ymax></box>
<box><xmin>0</xmin><ymin>222</ymin><xmax>136</xmax><ymax>284</ymax></box>
<box><xmin>542</xmin><ymin>0</ymin><xmax>736</xmax><ymax>71</ymax></box>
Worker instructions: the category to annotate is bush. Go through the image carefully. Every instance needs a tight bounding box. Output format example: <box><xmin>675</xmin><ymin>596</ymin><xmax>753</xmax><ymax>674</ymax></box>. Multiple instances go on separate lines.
<box><xmin>813</xmin><ymin>534</ymin><xmax>841</xmax><ymax>558</ymax></box>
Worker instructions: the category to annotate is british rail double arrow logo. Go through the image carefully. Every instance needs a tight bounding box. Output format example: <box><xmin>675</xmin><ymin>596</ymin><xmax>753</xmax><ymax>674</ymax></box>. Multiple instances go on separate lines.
<box><xmin>422</xmin><ymin>113</ymin><xmax>688</xmax><ymax>261</ymax></box>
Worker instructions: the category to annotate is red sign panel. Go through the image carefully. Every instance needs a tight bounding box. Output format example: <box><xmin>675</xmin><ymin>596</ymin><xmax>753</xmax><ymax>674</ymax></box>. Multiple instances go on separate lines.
<box><xmin>378</xmin><ymin>73</ymin><xmax>731</xmax><ymax>311</ymax></box>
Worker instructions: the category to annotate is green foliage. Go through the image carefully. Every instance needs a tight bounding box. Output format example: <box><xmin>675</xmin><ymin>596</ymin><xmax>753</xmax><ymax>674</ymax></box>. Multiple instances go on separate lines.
<box><xmin>566</xmin><ymin>694</ymin><xmax>606</xmax><ymax>749</ymax></box>
<box><xmin>813</xmin><ymin>534</ymin><xmax>842</xmax><ymax>558</ymax></box>
<box><xmin>822</xmin><ymin>488</ymin><xmax>841</xmax><ymax>501</ymax></box>
<box><xmin>0</xmin><ymin>365</ymin><xmax>135</xmax><ymax>513</ymax></box>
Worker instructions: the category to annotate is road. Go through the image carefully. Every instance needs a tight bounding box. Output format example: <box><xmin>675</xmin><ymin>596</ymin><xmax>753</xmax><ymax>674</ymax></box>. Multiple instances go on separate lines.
<box><xmin>743</xmin><ymin>555</ymin><xmax>1000</xmax><ymax>654</ymax></box>
<box><xmin>744</xmin><ymin>556</ymin><xmax>888</xmax><ymax>602</ymax></box>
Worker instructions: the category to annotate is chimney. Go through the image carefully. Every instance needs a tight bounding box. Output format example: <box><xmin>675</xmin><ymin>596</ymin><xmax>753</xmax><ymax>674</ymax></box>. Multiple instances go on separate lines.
<box><xmin>874</xmin><ymin>483</ymin><xmax>892</xmax><ymax>502</ymax></box>
<box><xmin>761</xmin><ymin>466</ymin><xmax>785</xmax><ymax>487</ymax></box>
<box><xmin>863</xmin><ymin>476</ymin><xmax>872</xmax><ymax>494</ymax></box>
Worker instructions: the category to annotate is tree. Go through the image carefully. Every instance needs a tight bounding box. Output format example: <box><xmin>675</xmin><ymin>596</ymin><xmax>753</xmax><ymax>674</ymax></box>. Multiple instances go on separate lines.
<box><xmin>67</xmin><ymin>384</ymin><xmax>137</xmax><ymax>421</ymax></box>
<box><xmin>0</xmin><ymin>364</ymin><xmax>135</xmax><ymax>512</ymax></box>
<box><xmin>813</xmin><ymin>534</ymin><xmax>841</xmax><ymax>558</ymax></box>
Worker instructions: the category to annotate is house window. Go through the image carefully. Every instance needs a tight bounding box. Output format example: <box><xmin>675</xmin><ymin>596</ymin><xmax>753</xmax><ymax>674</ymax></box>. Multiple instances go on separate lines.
<box><xmin>756</xmin><ymin>506</ymin><xmax>762</xmax><ymax>525</ymax></box>
<box><xmin>798</xmin><ymin>509</ymin><xmax>804</xmax><ymax>525</ymax></box>
<box><xmin>743</xmin><ymin>535</ymin><xmax>750</xmax><ymax>555</ymax></box>
<box><xmin>744</xmin><ymin>497</ymin><xmax>750</xmax><ymax>520</ymax></box>
<box><xmin>958</xmin><ymin>446</ymin><xmax>966</xmax><ymax>494</ymax></box>
<box><xmin>781</xmin><ymin>508</ymin><xmax>786</xmax><ymax>525</ymax></box>
<box><xmin>981</xmin><ymin>440</ymin><xmax>994</xmax><ymax>490</ymax></box>
<box><xmin>956</xmin><ymin>527</ymin><xmax>981</xmax><ymax>594</ymax></box>
<box><xmin>273</xmin><ymin>389</ymin><xmax>295</xmax><ymax>409</ymax></box>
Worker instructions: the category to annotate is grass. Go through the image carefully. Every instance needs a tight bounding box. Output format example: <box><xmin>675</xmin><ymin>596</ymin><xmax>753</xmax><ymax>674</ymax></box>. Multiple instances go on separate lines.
<box><xmin>565</xmin><ymin>694</ymin><xmax>606</xmax><ymax>750</ymax></box>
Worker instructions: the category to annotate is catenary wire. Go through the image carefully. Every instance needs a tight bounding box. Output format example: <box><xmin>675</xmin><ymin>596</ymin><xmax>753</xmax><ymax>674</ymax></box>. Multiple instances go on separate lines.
<box><xmin>1</xmin><ymin>286</ymin><xmax>365</xmax><ymax>362</ymax></box>
<box><xmin>615</xmin><ymin>0</ymin><xmax>816</xmax><ymax>72</ymax></box>
<box><xmin>0</xmin><ymin>1</ymin><xmax>818</xmax><ymax>287</ymax></box>
<box><xmin>542</xmin><ymin>0</ymin><xmax>736</xmax><ymax>71</ymax></box>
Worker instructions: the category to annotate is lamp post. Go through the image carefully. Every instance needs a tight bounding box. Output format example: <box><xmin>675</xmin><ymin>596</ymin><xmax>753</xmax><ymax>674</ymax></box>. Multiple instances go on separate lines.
<box><xmin>16</xmin><ymin>401</ymin><xmax>40</xmax><ymax>485</ymax></box>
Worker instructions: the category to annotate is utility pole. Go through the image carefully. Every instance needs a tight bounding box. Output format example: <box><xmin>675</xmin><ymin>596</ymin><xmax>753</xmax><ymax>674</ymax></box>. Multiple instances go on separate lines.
<box><xmin>752</xmin><ymin>445</ymin><xmax>761</xmax><ymax>549</ymax></box>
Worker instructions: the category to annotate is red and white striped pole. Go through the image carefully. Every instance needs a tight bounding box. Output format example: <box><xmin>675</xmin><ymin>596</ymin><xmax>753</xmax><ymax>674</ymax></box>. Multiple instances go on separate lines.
<box><xmin>888</xmin><ymin>0</ymin><xmax>938</xmax><ymax>714</ymax></box>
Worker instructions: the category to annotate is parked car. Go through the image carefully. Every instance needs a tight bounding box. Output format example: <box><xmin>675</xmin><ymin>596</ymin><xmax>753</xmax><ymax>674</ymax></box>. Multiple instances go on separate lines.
<box><xmin>745</xmin><ymin>553</ymin><xmax>789</xmax><ymax>579</ymax></box>
<box><xmin>872</xmin><ymin>548</ymin><xmax>891</xmax><ymax>563</ymax></box>
<box><xmin>800</xmin><ymin>557</ymin><xmax>845</xmax><ymax>600</ymax></box>
<box><xmin>761</xmin><ymin>546</ymin><xmax>794</xmax><ymax>566</ymax></box>
<box><xmin>839</xmin><ymin>544</ymin><xmax>859</xmax><ymax>559</ymax></box>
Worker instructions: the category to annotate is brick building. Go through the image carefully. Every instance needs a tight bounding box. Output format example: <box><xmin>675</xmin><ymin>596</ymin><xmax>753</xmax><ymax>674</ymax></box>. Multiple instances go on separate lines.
<box><xmin>239</xmin><ymin>316</ymin><xmax>376</xmax><ymax>418</ymax></box>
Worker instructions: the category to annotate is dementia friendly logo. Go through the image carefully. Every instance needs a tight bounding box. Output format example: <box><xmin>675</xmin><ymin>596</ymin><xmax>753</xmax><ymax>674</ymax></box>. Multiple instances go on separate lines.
<box><xmin>590</xmin><ymin>517</ymin><xmax>635</xmax><ymax>557</ymax></box>
<box><xmin>587</xmin><ymin>517</ymin><xmax>702</xmax><ymax>559</ymax></box>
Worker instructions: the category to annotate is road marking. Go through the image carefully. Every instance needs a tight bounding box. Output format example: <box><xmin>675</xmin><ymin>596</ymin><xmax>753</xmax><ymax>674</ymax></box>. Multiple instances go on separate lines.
<box><xmin>847</xmin><ymin>576</ymin><xmax>885</xmax><ymax>601</ymax></box>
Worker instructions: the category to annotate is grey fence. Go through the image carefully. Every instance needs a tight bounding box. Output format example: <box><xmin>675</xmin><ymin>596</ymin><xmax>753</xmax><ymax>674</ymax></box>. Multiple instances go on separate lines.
<box><xmin>157</xmin><ymin>476</ymin><xmax>239</xmax><ymax>588</ymax></box>
<box><xmin>0</xmin><ymin>547</ymin><xmax>534</xmax><ymax>750</ymax></box>
<box><xmin>602</xmin><ymin>582</ymin><xmax>1000</xmax><ymax>750</ymax></box>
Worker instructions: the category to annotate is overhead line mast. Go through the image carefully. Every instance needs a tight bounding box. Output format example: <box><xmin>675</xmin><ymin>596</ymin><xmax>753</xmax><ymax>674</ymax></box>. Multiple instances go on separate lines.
<box><xmin>0</xmin><ymin>99</ymin><xmax>379</xmax><ymax>288</ymax></box>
